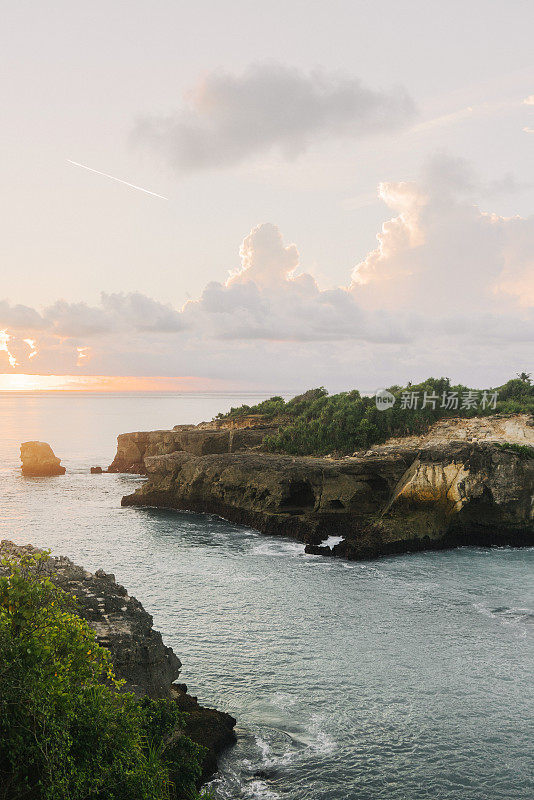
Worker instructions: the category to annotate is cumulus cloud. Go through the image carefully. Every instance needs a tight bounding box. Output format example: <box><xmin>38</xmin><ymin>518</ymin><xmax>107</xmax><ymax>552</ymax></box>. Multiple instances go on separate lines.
<box><xmin>2</xmin><ymin>155</ymin><xmax>532</xmax><ymax>387</ymax></box>
<box><xmin>134</xmin><ymin>62</ymin><xmax>416</xmax><ymax>171</ymax></box>
<box><xmin>351</xmin><ymin>153</ymin><xmax>534</xmax><ymax>322</ymax></box>
<box><xmin>229</xmin><ymin>223</ymin><xmax>299</xmax><ymax>288</ymax></box>
<box><xmin>181</xmin><ymin>222</ymin><xmax>410</xmax><ymax>343</ymax></box>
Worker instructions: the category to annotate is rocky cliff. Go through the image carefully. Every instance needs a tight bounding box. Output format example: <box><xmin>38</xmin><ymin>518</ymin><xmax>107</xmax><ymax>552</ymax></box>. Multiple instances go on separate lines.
<box><xmin>108</xmin><ymin>423</ymin><xmax>277</xmax><ymax>473</ymax></box>
<box><xmin>0</xmin><ymin>541</ymin><xmax>236</xmax><ymax>780</ymax></box>
<box><xmin>118</xmin><ymin>414</ymin><xmax>534</xmax><ymax>560</ymax></box>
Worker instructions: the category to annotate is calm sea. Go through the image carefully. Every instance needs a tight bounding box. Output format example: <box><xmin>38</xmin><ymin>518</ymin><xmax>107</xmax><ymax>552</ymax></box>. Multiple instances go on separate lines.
<box><xmin>1</xmin><ymin>392</ymin><xmax>533</xmax><ymax>800</ymax></box>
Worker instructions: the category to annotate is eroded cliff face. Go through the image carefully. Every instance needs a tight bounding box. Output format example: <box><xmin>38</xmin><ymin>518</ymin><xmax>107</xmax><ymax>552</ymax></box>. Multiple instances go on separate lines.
<box><xmin>108</xmin><ymin>424</ymin><xmax>277</xmax><ymax>473</ymax></box>
<box><xmin>1</xmin><ymin>541</ymin><xmax>180</xmax><ymax>697</ymax></box>
<box><xmin>119</xmin><ymin>415</ymin><xmax>534</xmax><ymax>560</ymax></box>
<box><xmin>123</xmin><ymin>449</ymin><xmax>408</xmax><ymax>541</ymax></box>
<box><xmin>0</xmin><ymin>541</ymin><xmax>236</xmax><ymax>779</ymax></box>
<box><xmin>347</xmin><ymin>442</ymin><xmax>534</xmax><ymax>559</ymax></box>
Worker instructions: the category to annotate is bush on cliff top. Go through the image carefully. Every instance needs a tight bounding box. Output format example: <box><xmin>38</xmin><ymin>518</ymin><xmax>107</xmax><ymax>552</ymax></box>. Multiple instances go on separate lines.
<box><xmin>0</xmin><ymin>551</ymin><xmax>208</xmax><ymax>800</ymax></box>
<box><xmin>495</xmin><ymin>442</ymin><xmax>534</xmax><ymax>460</ymax></box>
<box><xmin>216</xmin><ymin>376</ymin><xmax>534</xmax><ymax>456</ymax></box>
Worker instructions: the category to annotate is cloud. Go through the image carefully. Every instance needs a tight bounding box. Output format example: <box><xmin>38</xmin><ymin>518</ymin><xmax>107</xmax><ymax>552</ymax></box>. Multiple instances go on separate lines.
<box><xmin>37</xmin><ymin>293</ymin><xmax>186</xmax><ymax>338</ymax></box>
<box><xmin>100</xmin><ymin>293</ymin><xmax>185</xmax><ymax>332</ymax></box>
<box><xmin>134</xmin><ymin>62</ymin><xmax>416</xmax><ymax>171</ymax></box>
<box><xmin>182</xmin><ymin>222</ymin><xmax>410</xmax><ymax>343</ymax></box>
<box><xmin>2</xmin><ymin>155</ymin><xmax>533</xmax><ymax>388</ymax></box>
<box><xmin>351</xmin><ymin>153</ymin><xmax>534</xmax><ymax>319</ymax></box>
<box><xmin>0</xmin><ymin>300</ymin><xmax>46</xmax><ymax>330</ymax></box>
<box><xmin>493</xmin><ymin>218</ymin><xmax>534</xmax><ymax>308</ymax></box>
<box><xmin>229</xmin><ymin>223</ymin><xmax>299</xmax><ymax>288</ymax></box>
<box><xmin>485</xmin><ymin>173</ymin><xmax>534</xmax><ymax>195</ymax></box>
<box><xmin>44</xmin><ymin>300</ymin><xmax>112</xmax><ymax>337</ymax></box>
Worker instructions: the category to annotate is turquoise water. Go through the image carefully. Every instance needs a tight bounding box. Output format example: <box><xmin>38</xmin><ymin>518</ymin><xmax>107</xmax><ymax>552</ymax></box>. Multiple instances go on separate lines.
<box><xmin>1</xmin><ymin>392</ymin><xmax>533</xmax><ymax>800</ymax></box>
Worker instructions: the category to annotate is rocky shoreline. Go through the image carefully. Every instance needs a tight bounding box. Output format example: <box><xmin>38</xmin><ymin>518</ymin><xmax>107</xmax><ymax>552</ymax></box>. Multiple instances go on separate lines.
<box><xmin>0</xmin><ymin>541</ymin><xmax>236</xmax><ymax>783</ymax></box>
<box><xmin>113</xmin><ymin>414</ymin><xmax>534</xmax><ymax>560</ymax></box>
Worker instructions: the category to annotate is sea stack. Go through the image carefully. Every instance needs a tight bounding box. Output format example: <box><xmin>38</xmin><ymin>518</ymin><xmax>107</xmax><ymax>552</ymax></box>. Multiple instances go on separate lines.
<box><xmin>20</xmin><ymin>441</ymin><xmax>66</xmax><ymax>476</ymax></box>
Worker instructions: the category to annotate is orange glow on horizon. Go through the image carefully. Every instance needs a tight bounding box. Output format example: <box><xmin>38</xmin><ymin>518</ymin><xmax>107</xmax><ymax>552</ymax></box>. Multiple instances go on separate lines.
<box><xmin>0</xmin><ymin>374</ymin><xmax>224</xmax><ymax>392</ymax></box>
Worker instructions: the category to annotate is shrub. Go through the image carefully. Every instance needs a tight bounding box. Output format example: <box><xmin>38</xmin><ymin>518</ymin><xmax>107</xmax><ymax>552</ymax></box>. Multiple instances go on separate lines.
<box><xmin>495</xmin><ymin>443</ymin><xmax>534</xmax><ymax>460</ymax></box>
<box><xmin>0</xmin><ymin>552</ymin><xmax>206</xmax><ymax>800</ymax></box>
<box><xmin>248</xmin><ymin>377</ymin><xmax>533</xmax><ymax>456</ymax></box>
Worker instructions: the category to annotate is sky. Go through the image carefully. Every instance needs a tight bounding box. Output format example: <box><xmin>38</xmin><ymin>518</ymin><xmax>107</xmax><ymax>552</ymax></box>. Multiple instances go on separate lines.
<box><xmin>0</xmin><ymin>0</ymin><xmax>533</xmax><ymax>392</ymax></box>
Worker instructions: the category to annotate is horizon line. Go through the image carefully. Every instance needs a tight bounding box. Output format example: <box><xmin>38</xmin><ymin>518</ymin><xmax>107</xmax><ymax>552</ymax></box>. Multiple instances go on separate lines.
<box><xmin>0</xmin><ymin>373</ymin><xmax>300</xmax><ymax>394</ymax></box>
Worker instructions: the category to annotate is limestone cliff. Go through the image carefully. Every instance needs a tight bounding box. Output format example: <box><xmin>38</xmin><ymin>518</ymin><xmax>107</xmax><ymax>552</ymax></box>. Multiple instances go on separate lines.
<box><xmin>0</xmin><ymin>541</ymin><xmax>236</xmax><ymax>779</ymax></box>
<box><xmin>118</xmin><ymin>414</ymin><xmax>534</xmax><ymax>560</ymax></box>
<box><xmin>108</xmin><ymin>423</ymin><xmax>277</xmax><ymax>473</ymax></box>
<box><xmin>366</xmin><ymin>413</ymin><xmax>534</xmax><ymax>450</ymax></box>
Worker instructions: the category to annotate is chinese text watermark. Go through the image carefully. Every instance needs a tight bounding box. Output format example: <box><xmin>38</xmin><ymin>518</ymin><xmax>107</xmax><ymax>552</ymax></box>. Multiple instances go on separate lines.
<box><xmin>375</xmin><ymin>389</ymin><xmax>499</xmax><ymax>411</ymax></box>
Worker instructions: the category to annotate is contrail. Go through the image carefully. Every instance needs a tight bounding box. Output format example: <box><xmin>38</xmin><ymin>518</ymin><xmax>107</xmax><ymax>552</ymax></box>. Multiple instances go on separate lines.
<box><xmin>67</xmin><ymin>159</ymin><xmax>168</xmax><ymax>200</ymax></box>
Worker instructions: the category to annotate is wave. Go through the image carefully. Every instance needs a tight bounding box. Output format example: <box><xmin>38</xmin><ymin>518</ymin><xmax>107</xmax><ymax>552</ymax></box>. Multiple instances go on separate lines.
<box><xmin>250</xmin><ymin>540</ymin><xmax>306</xmax><ymax>557</ymax></box>
<box><xmin>473</xmin><ymin>602</ymin><xmax>534</xmax><ymax>635</ymax></box>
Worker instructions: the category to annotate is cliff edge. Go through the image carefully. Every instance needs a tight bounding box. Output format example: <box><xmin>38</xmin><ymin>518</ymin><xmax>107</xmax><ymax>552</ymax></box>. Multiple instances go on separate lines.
<box><xmin>116</xmin><ymin>414</ymin><xmax>534</xmax><ymax>560</ymax></box>
<box><xmin>0</xmin><ymin>541</ymin><xmax>236</xmax><ymax>781</ymax></box>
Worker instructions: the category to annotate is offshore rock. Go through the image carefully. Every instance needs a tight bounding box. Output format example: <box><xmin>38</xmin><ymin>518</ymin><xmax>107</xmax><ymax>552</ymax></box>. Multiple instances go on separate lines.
<box><xmin>120</xmin><ymin>414</ymin><xmax>534</xmax><ymax>561</ymax></box>
<box><xmin>20</xmin><ymin>441</ymin><xmax>66</xmax><ymax>476</ymax></box>
<box><xmin>0</xmin><ymin>541</ymin><xmax>236</xmax><ymax>778</ymax></box>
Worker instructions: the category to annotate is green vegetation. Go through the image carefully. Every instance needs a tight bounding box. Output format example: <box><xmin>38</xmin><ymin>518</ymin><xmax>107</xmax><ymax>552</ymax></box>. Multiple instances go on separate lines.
<box><xmin>216</xmin><ymin>388</ymin><xmax>328</xmax><ymax>421</ymax></box>
<box><xmin>495</xmin><ymin>442</ymin><xmax>534</xmax><ymax>460</ymax></box>
<box><xmin>217</xmin><ymin>376</ymin><xmax>534</xmax><ymax>456</ymax></box>
<box><xmin>0</xmin><ymin>551</ymin><xmax>208</xmax><ymax>800</ymax></box>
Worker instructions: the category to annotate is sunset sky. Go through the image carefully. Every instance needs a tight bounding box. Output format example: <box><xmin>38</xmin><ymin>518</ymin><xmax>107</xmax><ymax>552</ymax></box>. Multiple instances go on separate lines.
<box><xmin>1</xmin><ymin>1</ymin><xmax>533</xmax><ymax>391</ymax></box>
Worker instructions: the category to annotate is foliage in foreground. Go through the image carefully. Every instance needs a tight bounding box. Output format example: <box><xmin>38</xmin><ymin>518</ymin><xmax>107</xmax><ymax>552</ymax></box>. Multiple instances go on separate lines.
<box><xmin>216</xmin><ymin>376</ymin><xmax>534</xmax><ymax>456</ymax></box>
<box><xmin>0</xmin><ymin>551</ymin><xmax>208</xmax><ymax>800</ymax></box>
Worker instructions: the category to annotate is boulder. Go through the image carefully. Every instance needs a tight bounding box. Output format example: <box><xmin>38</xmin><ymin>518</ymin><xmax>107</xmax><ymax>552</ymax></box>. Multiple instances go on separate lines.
<box><xmin>20</xmin><ymin>441</ymin><xmax>65</xmax><ymax>476</ymax></box>
<box><xmin>170</xmin><ymin>683</ymin><xmax>237</xmax><ymax>782</ymax></box>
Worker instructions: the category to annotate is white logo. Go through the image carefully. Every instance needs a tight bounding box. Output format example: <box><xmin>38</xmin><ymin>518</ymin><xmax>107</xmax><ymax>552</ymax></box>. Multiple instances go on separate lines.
<box><xmin>375</xmin><ymin>389</ymin><xmax>395</xmax><ymax>410</ymax></box>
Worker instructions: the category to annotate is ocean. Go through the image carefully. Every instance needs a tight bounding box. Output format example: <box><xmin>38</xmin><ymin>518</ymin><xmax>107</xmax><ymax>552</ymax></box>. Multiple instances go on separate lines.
<box><xmin>1</xmin><ymin>391</ymin><xmax>533</xmax><ymax>800</ymax></box>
